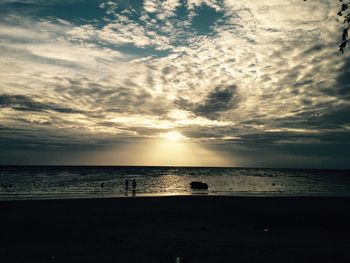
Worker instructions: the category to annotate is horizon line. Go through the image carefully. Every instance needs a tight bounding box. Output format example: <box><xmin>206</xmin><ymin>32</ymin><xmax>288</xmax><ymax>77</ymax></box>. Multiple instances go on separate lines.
<box><xmin>0</xmin><ymin>164</ymin><xmax>349</xmax><ymax>171</ymax></box>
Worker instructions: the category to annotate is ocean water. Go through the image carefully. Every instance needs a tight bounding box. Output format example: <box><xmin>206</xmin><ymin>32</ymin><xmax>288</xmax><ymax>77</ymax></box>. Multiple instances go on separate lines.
<box><xmin>0</xmin><ymin>166</ymin><xmax>349</xmax><ymax>200</ymax></box>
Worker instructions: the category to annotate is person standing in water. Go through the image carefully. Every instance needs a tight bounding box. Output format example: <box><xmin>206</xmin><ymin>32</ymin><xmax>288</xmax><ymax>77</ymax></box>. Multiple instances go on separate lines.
<box><xmin>132</xmin><ymin>179</ymin><xmax>136</xmax><ymax>196</ymax></box>
<box><xmin>125</xmin><ymin>180</ymin><xmax>129</xmax><ymax>191</ymax></box>
<box><xmin>124</xmin><ymin>180</ymin><xmax>129</xmax><ymax>196</ymax></box>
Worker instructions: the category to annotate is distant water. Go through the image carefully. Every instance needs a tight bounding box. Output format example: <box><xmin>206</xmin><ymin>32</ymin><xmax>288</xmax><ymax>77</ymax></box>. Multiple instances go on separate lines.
<box><xmin>0</xmin><ymin>166</ymin><xmax>350</xmax><ymax>200</ymax></box>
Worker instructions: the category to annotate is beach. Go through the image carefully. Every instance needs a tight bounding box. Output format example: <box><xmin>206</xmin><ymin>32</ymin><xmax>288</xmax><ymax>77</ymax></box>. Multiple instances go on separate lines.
<box><xmin>0</xmin><ymin>196</ymin><xmax>349</xmax><ymax>263</ymax></box>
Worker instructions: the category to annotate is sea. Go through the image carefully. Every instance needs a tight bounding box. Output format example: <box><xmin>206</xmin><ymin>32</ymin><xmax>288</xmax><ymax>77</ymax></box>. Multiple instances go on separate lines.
<box><xmin>0</xmin><ymin>166</ymin><xmax>349</xmax><ymax>200</ymax></box>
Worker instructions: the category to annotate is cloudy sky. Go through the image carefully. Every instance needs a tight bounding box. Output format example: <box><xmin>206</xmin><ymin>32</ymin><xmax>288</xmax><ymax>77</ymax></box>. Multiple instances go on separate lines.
<box><xmin>0</xmin><ymin>0</ymin><xmax>349</xmax><ymax>168</ymax></box>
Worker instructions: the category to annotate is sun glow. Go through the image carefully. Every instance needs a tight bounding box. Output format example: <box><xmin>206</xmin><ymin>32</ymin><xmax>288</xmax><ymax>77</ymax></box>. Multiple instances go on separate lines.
<box><xmin>90</xmin><ymin>136</ymin><xmax>234</xmax><ymax>167</ymax></box>
<box><xmin>126</xmin><ymin>131</ymin><xmax>233</xmax><ymax>166</ymax></box>
<box><xmin>160</xmin><ymin>131</ymin><xmax>187</xmax><ymax>141</ymax></box>
<box><xmin>89</xmin><ymin>131</ymin><xmax>233</xmax><ymax>166</ymax></box>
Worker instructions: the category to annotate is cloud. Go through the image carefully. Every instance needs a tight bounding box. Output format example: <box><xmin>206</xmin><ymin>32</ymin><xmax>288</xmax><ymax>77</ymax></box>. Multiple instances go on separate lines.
<box><xmin>334</xmin><ymin>58</ymin><xmax>350</xmax><ymax>99</ymax></box>
<box><xmin>0</xmin><ymin>94</ymin><xmax>84</xmax><ymax>113</ymax></box>
<box><xmin>0</xmin><ymin>0</ymin><xmax>349</xmax><ymax>167</ymax></box>
<box><xmin>175</xmin><ymin>85</ymin><xmax>238</xmax><ymax>119</ymax></box>
<box><xmin>0</xmin><ymin>0</ymin><xmax>80</xmax><ymax>4</ymax></box>
<box><xmin>143</xmin><ymin>0</ymin><xmax>181</xmax><ymax>20</ymax></box>
<box><xmin>187</xmin><ymin>0</ymin><xmax>223</xmax><ymax>12</ymax></box>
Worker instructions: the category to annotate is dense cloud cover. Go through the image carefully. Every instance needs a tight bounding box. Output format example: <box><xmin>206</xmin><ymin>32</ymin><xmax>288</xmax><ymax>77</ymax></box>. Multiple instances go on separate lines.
<box><xmin>0</xmin><ymin>0</ymin><xmax>349</xmax><ymax>167</ymax></box>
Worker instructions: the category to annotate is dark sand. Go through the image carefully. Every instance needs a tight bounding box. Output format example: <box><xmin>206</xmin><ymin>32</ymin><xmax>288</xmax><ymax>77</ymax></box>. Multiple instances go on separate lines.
<box><xmin>0</xmin><ymin>196</ymin><xmax>350</xmax><ymax>263</ymax></box>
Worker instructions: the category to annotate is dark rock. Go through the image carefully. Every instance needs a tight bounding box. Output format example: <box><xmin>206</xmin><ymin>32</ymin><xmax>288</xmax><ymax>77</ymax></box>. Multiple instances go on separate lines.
<box><xmin>190</xmin><ymin>181</ymin><xmax>209</xmax><ymax>190</ymax></box>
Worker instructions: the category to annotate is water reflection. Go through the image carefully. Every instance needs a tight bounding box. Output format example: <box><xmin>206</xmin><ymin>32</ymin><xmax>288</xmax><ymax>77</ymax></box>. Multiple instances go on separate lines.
<box><xmin>190</xmin><ymin>189</ymin><xmax>209</xmax><ymax>195</ymax></box>
<box><xmin>1</xmin><ymin>166</ymin><xmax>350</xmax><ymax>200</ymax></box>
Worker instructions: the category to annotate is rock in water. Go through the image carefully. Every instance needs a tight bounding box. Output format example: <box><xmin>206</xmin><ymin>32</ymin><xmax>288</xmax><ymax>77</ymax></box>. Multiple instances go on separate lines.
<box><xmin>190</xmin><ymin>181</ymin><xmax>209</xmax><ymax>190</ymax></box>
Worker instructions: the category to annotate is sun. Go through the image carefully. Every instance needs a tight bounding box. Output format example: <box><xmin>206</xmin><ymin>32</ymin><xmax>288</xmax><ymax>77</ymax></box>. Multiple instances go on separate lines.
<box><xmin>160</xmin><ymin>131</ymin><xmax>187</xmax><ymax>141</ymax></box>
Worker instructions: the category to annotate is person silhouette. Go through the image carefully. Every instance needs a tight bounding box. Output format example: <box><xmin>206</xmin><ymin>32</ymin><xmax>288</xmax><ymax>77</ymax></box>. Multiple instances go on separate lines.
<box><xmin>125</xmin><ymin>180</ymin><xmax>129</xmax><ymax>191</ymax></box>
<box><xmin>132</xmin><ymin>179</ymin><xmax>136</xmax><ymax>196</ymax></box>
<box><xmin>124</xmin><ymin>180</ymin><xmax>129</xmax><ymax>196</ymax></box>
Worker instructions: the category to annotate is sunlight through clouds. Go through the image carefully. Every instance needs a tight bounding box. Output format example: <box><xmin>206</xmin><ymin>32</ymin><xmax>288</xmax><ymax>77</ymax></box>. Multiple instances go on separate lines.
<box><xmin>0</xmin><ymin>0</ymin><xmax>349</xmax><ymax>167</ymax></box>
<box><xmin>160</xmin><ymin>131</ymin><xmax>187</xmax><ymax>141</ymax></box>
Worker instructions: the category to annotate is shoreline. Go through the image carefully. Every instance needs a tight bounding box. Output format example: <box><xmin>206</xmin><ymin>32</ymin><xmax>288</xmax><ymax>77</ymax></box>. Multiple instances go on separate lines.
<box><xmin>1</xmin><ymin>192</ymin><xmax>350</xmax><ymax>202</ymax></box>
<box><xmin>1</xmin><ymin>196</ymin><xmax>350</xmax><ymax>262</ymax></box>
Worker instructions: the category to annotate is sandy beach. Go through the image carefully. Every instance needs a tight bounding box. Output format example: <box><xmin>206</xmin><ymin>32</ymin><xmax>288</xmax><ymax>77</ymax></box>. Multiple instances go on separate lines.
<box><xmin>0</xmin><ymin>196</ymin><xmax>349</xmax><ymax>263</ymax></box>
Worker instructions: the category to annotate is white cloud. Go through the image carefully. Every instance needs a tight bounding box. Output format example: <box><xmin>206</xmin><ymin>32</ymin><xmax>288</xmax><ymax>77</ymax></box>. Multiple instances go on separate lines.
<box><xmin>187</xmin><ymin>0</ymin><xmax>223</xmax><ymax>12</ymax></box>
<box><xmin>144</xmin><ymin>0</ymin><xmax>181</xmax><ymax>20</ymax></box>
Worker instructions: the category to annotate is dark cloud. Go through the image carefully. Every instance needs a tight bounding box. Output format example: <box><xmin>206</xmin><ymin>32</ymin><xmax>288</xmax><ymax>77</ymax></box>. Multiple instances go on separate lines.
<box><xmin>0</xmin><ymin>123</ymin><xmax>135</xmax><ymax>153</ymax></box>
<box><xmin>204</xmin><ymin>129</ymin><xmax>350</xmax><ymax>169</ymax></box>
<box><xmin>175</xmin><ymin>85</ymin><xmax>238</xmax><ymax>119</ymax></box>
<box><xmin>335</xmin><ymin>58</ymin><xmax>350</xmax><ymax>99</ymax></box>
<box><xmin>0</xmin><ymin>94</ymin><xmax>83</xmax><ymax>113</ymax></box>
<box><xmin>0</xmin><ymin>124</ymin><xmax>146</xmax><ymax>165</ymax></box>
<box><xmin>178</xmin><ymin>125</ymin><xmax>241</xmax><ymax>140</ymax></box>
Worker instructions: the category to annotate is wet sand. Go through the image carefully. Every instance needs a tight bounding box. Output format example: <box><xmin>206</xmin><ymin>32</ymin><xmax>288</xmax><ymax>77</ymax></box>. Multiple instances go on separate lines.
<box><xmin>0</xmin><ymin>196</ymin><xmax>349</xmax><ymax>263</ymax></box>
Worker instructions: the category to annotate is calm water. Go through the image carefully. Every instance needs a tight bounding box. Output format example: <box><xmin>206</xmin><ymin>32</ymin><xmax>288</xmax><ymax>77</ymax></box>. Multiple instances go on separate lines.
<box><xmin>0</xmin><ymin>166</ymin><xmax>349</xmax><ymax>200</ymax></box>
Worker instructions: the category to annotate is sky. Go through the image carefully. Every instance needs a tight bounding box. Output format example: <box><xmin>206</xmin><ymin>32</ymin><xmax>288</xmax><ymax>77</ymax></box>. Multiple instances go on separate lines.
<box><xmin>0</xmin><ymin>0</ymin><xmax>349</xmax><ymax>168</ymax></box>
